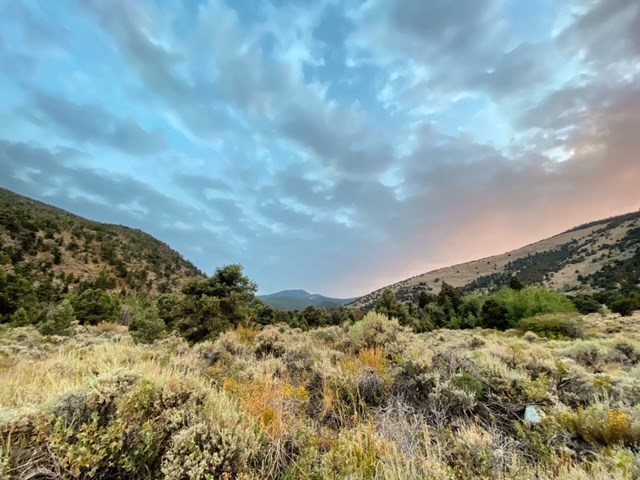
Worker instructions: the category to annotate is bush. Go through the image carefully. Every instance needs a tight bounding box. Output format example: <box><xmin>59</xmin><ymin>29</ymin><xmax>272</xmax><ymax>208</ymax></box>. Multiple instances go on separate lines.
<box><xmin>480</xmin><ymin>299</ymin><xmax>510</xmax><ymax>330</ymax></box>
<box><xmin>571</xmin><ymin>294</ymin><xmax>603</xmax><ymax>315</ymax></box>
<box><xmin>558</xmin><ymin>404</ymin><xmax>640</xmax><ymax>448</ymax></box>
<box><xmin>519</xmin><ymin>313</ymin><xmax>584</xmax><ymax>339</ymax></box>
<box><xmin>491</xmin><ymin>287</ymin><xmax>577</xmax><ymax>327</ymax></box>
<box><xmin>38</xmin><ymin>299</ymin><xmax>75</xmax><ymax>336</ymax></box>
<box><xmin>71</xmin><ymin>288</ymin><xmax>120</xmax><ymax>325</ymax></box>
<box><xmin>129</xmin><ymin>307</ymin><xmax>166</xmax><ymax>344</ymax></box>
<box><xmin>9</xmin><ymin>307</ymin><xmax>31</xmax><ymax>327</ymax></box>
<box><xmin>0</xmin><ymin>373</ymin><xmax>261</xmax><ymax>479</ymax></box>
<box><xmin>349</xmin><ymin>312</ymin><xmax>405</xmax><ymax>351</ymax></box>
<box><xmin>610</xmin><ymin>297</ymin><xmax>640</xmax><ymax>317</ymax></box>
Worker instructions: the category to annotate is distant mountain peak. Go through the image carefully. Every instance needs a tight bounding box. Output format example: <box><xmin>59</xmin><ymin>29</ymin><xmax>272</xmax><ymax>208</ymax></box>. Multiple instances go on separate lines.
<box><xmin>258</xmin><ymin>289</ymin><xmax>358</xmax><ymax>310</ymax></box>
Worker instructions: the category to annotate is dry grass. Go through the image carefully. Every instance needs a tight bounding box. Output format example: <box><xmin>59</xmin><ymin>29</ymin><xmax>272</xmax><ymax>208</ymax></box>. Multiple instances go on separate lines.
<box><xmin>2</xmin><ymin>312</ymin><xmax>640</xmax><ymax>479</ymax></box>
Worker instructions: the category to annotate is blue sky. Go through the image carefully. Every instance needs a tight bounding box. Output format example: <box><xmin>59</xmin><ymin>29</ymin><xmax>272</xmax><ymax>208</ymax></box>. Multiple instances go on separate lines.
<box><xmin>1</xmin><ymin>0</ymin><xmax>639</xmax><ymax>296</ymax></box>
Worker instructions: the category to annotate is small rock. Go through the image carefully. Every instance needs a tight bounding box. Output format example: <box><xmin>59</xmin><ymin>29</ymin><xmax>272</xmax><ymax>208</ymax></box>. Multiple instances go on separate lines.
<box><xmin>560</xmin><ymin>358</ymin><xmax>576</xmax><ymax>364</ymax></box>
<box><xmin>524</xmin><ymin>405</ymin><xmax>544</xmax><ymax>425</ymax></box>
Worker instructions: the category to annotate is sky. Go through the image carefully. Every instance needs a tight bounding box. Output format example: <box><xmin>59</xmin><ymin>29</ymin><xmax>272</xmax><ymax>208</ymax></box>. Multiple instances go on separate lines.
<box><xmin>1</xmin><ymin>0</ymin><xmax>639</xmax><ymax>297</ymax></box>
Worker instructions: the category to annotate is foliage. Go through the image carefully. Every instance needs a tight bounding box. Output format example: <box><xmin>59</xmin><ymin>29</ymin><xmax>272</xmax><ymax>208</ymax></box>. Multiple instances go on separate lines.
<box><xmin>3</xmin><ymin>310</ymin><xmax>640</xmax><ymax>479</ymax></box>
<box><xmin>38</xmin><ymin>299</ymin><xmax>75</xmax><ymax>336</ymax></box>
<box><xmin>9</xmin><ymin>307</ymin><xmax>31</xmax><ymax>327</ymax></box>
<box><xmin>176</xmin><ymin>264</ymin><xmax>257</xmax><ymax>343</ymax></box>
<box><xmin>375</xmin><ymin>288</ymin><xmax>410</xmax><ymax>325</ymax></box>
<box><xmin>71</xmin><ymin>288</ymin><xmax>120</xmax><ymax>325</ymax></box>
<box><xmin>491</xmin><ymin>286</ymin><xmax>577</xmax><ymax>327</ymax></box>
<box><xmin>571</xmin><ymin>294</ymin><xmax>603</xmax><ymax>314</ymax></box>
<box><xmin>128</xmin><ymin>306</ymin><xmax>166</xmax><ymax>344</ymax></box>
<box><xmin>519</xmin><ymin>313</ymin><xmax>584</xmax><ymax>339</ymax></box>
<box><xmin>610</xmin><ymin>296</ymin><xmax>640</xmax><ymax>317</ymax></box>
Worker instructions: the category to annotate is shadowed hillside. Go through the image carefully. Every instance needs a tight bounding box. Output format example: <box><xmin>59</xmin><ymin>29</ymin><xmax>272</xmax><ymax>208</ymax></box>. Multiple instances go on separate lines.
<box><xmin>351</xmin><ymin>210</ymin><xmax>640</xmax><ymax>310</ymax></box>
<box><xmin>0</xmin><ymin>188</ymin><xmax>204</xmax><ymax>294</ymax></box>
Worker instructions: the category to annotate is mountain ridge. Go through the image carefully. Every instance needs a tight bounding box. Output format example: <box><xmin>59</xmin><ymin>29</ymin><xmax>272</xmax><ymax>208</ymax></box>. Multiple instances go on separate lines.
<box><xmin>349</xmin><ymin>209</ymin><xmax>640</xmax><ymax>310</ymax></box>
<box><xmin>0</xmin><ymin>188</ymin><xmax>204</xmax><ymax>294</ymax></box>
<box><xmin>258</xmin><ymin>289</ymin><xmax>357</xmax><ymax>310</ymax></box>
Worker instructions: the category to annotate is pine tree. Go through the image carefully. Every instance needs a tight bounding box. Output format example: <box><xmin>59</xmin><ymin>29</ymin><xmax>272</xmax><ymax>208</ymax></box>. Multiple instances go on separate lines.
<box><xmin>38</xmin><ymin>299</ymin><xmax>75</xmax><ymax>336</ymax></box>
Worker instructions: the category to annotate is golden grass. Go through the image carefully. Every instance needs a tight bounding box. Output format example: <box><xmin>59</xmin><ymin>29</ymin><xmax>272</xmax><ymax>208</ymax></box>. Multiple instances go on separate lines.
<box><xmin>2</xmin><ymin>313</ymin><xmax>640</xmax><ymax>479</ymax></box>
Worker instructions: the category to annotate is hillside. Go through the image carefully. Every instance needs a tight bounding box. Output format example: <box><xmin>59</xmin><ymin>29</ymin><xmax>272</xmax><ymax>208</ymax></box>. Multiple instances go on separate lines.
<box><xmin>258</xmin><ymin>289</ymin><xmax>357</xmax><ymax>310</ymax></box>
<box><xmin>0</xmin><ymin>188</ymin><xmax>203</xmax><ymax>294</ymax></box>
<box><xmin>351</xmin><ymin>210</ymin><xmax>640</xmax><ymax>310</ymax></box>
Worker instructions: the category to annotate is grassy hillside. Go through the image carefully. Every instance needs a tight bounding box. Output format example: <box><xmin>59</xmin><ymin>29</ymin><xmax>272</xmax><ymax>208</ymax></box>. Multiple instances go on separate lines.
<box><xmin>351</xmin><ymin>210</ymin><xmax>640</xmax><ymax>310</ymax></box>
<box><xmin>0</xmin><ymin>188</ymin><xmax>203</xmax><ymax>294</ymax></box>
<box><xmin>2</xmin><ymin>311</ymin><xmax>640</xmax><ymax>479</ymax></box>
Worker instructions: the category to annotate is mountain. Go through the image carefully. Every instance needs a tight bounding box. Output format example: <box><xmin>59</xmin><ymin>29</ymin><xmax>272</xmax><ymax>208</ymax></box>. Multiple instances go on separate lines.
<box><xmin>350</xmin><ymin>210</ymin><xmax>640</xmax><ymax>310</ymax></box>
<box><xmin>0</xmin><ymin>188</ymin><xmax>204</xmax><ymax>294</ymax></box>
<box><xmin>258</xmin><ymin>289</ymin><xmax>357</xmax><ymax>310</ymax></box>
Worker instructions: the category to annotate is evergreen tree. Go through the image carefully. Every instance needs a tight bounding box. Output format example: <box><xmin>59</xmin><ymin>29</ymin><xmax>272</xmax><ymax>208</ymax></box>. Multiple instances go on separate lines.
<box><xmin>10</xmin><ymin>307</ymin><xmax>31</xmax><ymax>327</ymax></box>
<box><xmin>129</xmin><ymin>306</ymin><xmax>166</xmax><ymax>344</ymax></box>
<box><xmin>376</xmin><ymin>288</ymin><xmax>410</xmax><ymax>325</ymax></box>
<box><xmin>177</xmin><ymin>264</ymin><xmax>257</xmax><ymax>343</ymax></box>
<box><xmin>38</xmin><ymin>299</ymin><xmax>75</xmax><ymax>336</ymax></box>
<box><xmin>72</xmin><ymin>288</ymin><xmax>120</xmax><ymax>325</ymax></box>
<box><xmin>481</xmin><ymin>299</ymin><xmax>510</xmax><ymax>330</ymax></box>
<box><xmin>509</xmin><ymin>276</ymin><xmax>525</xmax><ymax>291</ymax></box>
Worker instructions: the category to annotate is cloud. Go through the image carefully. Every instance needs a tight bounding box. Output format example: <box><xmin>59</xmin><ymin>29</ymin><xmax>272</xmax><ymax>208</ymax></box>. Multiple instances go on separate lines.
<box><xmin>0</xmin><ymin>0</ymin><xmax>639</xmax><ymax>297</ymax></box>
<box><xmin>20</xmin><ymin>89</ymin><xmax>165</xmax><ymax>155</ymax></box>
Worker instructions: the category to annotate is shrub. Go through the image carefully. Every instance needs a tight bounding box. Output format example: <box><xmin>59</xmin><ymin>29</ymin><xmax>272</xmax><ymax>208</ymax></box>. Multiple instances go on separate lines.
<box><xmin>480</xmin><ymin>299</ymin><xmax>510</xmax><ymax>330</ymax></box>
<box><xmin>71</xmin><ymin>289</ymin><xmax>120</xmax><ymax>325</ymax></box>
<box><xmin>128</xmin><ymin>307</ymin><xmax>166</xmax><ymax>344</ymax></box>
<box><xmin>349</xmin><ymin>312</ymin><xmax>405</xmax><ymax>351</ymax></box>
<box><xmin>9</xmin><ymin>307</ymin><xmax>31</xmax><ymax>327</ymax></box>
<box><xmin>0</xmin><ymin>373</ymin><xmax>261</xmax><ymax>479</ymax></box>
<box><xmin>38</xmin><ymin>299</ymin><xmax>75</xmax><ymax>336</ymax></box>
<box><xmin>558</xmin><ymin>404</ymin><xmax>640</xmax><ymax>448</ymax></box>
<box><xmin>610</xmin><ymin>297</ymin><xmax>640</xmax><ymax>317</ymax></box>
<box><xmin>491</xmin><ymin>287</ymin><xmax>577</xmax><ymax>327</ymax></box>
<box><xmin>571</xmin><ymin>294</ymin><xmax>603</xmax><ymax>315</ymax></box>
<box><xmin>519</xmin><ymin>313</ymin><xmax>584</xmax><ymax>339</ymax></box>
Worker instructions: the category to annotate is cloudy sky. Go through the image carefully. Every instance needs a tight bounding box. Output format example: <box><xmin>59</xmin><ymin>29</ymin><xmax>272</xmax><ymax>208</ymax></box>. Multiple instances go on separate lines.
<box><xmin>1</xmin><ymin>0</ymin><xmax>639</xmax><ymax>296</ymax></box>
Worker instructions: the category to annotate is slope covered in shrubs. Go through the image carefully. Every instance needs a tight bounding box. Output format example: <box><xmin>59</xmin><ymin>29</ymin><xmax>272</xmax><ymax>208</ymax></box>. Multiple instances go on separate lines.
<box><xmin>0</xmin><ymin>188</ymin><xmax>203</xmax><ymax>298</ymax></box>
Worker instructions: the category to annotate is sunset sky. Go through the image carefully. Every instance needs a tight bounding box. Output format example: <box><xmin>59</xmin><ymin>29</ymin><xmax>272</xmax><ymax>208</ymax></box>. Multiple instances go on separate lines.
<box><xmin>1</xmin><ymin>0</ymin><xmax>639</xmax><ymax>296</ymax></box>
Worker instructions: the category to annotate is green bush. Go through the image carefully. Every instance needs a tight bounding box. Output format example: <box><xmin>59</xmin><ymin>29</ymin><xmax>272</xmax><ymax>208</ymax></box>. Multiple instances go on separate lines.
<box><xmin>0</xmin><ymin>373</ymin><xmax>260</xmax><ymax>479</ymax></box>
<box><xmin>38</xmin><ymin>299</ymin><xmax>75</xmax><ymax>336</ymax></box>
<box><xmin>71</xmin><ymin>288</ymin><xmax>120</xmax><ymax>325</ymax></box>
<box><xmin>571</xmin><ymin>294</ymin><xmax>603</xmax><ymax>315</ymax></box>
<box><xmin>9</xmin><ymin>307</ymin><xmax>31</xmax><ymax>327</ymax></box>
<box><xmin>129</xmin><ymin>307</ymin><xmax>166</xmax><ymax>344</ymax></box>
<box><xmin>519</xmin><ymin>313</ymin><xmax>584</xmax><ymax>339</ymax></box>
<box><xmin>349</xmin><ymin>312</ymin><xmax>404</xmax><ymax>350</ymax></box>
<box><xmin>609</xmin><ymin>296</ymin><xmax>640</xmax><ymax>317</ymax></box>
<box><xmin>491</xmin><ymin>287</ymin><xmax>577</xmax><ymax>327</ymax></box>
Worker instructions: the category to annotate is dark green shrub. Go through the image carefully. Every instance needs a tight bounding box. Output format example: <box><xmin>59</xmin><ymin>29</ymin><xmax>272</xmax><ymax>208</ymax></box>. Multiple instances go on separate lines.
<box><xmin>38</xmin><ymin>299</ymin><xmax>75</xmax><ymax>336</ymax></box>
<box><xmin>519</xmin><ymin>314</ymin><xmax>584</xmax><ymax>339</ymax></box>
<box><xmin>129</xmin><ymin>307</ymin><xmax>166</xmax><ymax>344</ymax></box>
<box><xmin>571</xmin><ymin>294</ymin><xmax>602</xmax><ymax>315</ymax></box>
<box><xmin>609</xmin><ymin>297</ymin><xmax>640</xmax><ymax>317</ymax></box>
<box><xmin>9</xmin><ymin>307</ymin><xmax>31</xmax><ymax>327</ymax></box>
<box><xmin>481</xmin><ymin>299</ymin><xmax>510</xmax><ymax>330</ymax></box>
<box><xmin>71</xmin><ymin>288</ymin><xmax>120</xmax><ymax>325</ymax></box>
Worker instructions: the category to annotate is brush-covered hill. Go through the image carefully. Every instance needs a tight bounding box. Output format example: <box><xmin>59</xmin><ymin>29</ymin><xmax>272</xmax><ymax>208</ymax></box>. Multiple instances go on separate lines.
<box><xmin>258</xmin><ymin>289</ymin><xmax>357</xmax><ymax>310</ymax></box>
<box><xmin>351</xmin><ymin>210</ymin><xmax>640</xmax><ymax>310</ymax></box>
<box><xmin>0</xmin><ymin>188</ymin><xmax>203</xmax><ymax>294</ymax></box>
